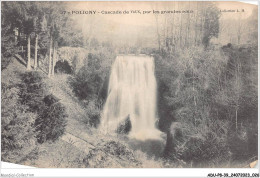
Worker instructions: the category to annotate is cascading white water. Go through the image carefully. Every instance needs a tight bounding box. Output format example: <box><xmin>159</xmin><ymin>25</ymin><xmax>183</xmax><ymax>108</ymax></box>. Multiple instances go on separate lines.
<box><xmin>100</xmin><ymin>55</ymin><xmax>162</xmax><ymax>141</ymax></box>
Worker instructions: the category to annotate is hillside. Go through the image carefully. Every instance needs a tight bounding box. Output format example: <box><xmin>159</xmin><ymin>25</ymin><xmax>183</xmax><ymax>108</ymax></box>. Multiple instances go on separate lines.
<box><xmin>2</xmin><ymin>56</ymin><xmax>172</xmax><ymax>168</ymax></box>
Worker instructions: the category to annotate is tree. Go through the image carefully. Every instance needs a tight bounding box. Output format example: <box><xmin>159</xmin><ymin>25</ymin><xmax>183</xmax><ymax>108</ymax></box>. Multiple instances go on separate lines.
<box><xmin>202</xmin><ymin>3</ymin><xmax>220</xmax><ymax>48</ymax></box>
<box><xmin>38</xmin><ymin>2</ymin><xmax>67</xmax><ymax>77</ymax></box>
<box><xmin>22</xmin><ymin>2</ymin><xmax>39</xmax><ymax>70</ymax></box>
<box><xmin>1</xmin><ymin>2</ymin><xmax>26</xmax><ymax>70</ymax></box>
<box><xmin>1</xmin><ymin>83</ymin><xmax>37</xmax><ymax>163</ymax></box>
<box><xmin>48</xmin><ymin>33</ymin><xmax>53</xmax><ymax>77</ymax></box>
<box><xmin>26</xmin><ymin>31</ymin><xmax>31</xmax><ymax>70</ymax></box>
<box><xmin>34</xmin><ymin>29</ymin><xmax>39</xmax><ymax>69</ymax></box>
<box><xmin>153</xmin><ymin>2</ymin><xmax>220</xmax><ymax>52</ymax></box>
<box><xmin>52</xmin><ymin>41</ymin><xmax>58</xmax><ymax>76</ymax></box>
<box><xmin>35</xmin><ymin>94</ymin><xmax>67</xmax><ymax>144</ymax></box>
<box><xmin>32</xmin><ymin>3</ymin><xmax>48</xmax><ymax>70</ymax></box>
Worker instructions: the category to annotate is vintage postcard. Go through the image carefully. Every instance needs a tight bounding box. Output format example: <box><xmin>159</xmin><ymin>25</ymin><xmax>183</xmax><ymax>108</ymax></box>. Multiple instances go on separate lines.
<box><xmin>1</xmin><ymin>0</ymin><xmax>258</xmax><ymax>176</ymax></box>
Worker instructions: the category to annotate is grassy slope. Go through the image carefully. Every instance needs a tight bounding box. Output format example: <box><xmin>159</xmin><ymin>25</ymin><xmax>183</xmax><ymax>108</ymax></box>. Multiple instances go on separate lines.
<box><xmin>45</xmin><ymin>74</ymin><xmax>169</xmax><ymax>168</ymax></box>
<box><xmin>3</xmin><ymin>56</ymin><xmax>171</xmax><ymax>168</ymax></box>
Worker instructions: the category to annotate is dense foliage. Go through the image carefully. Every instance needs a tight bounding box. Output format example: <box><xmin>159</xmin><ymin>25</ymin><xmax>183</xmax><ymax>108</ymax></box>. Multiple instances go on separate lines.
<box><xmin>19</xmin><ymin>72</ymin><xmax>68</xmax><ymax>144</ymax></box>
<box><xmin>1</xmin><ymin>83</ymin><xmax>37</xmax><ymax>163</ymax></box>
<box><xmin>19</xmin><ymin>71</ymin><xmax>46</xmax><ymax>112</ymax></box>
<box><xmin>69</xmin><ymin>48</ymin><xmax>116</xmax><ymax>127</ymax></box>
<box><xmin>1</xmin><ymin>2</ymin><xmax>23</xmax><ymax>70</ymax></box>
<box><xmin>1</xmin><ymin>70</ymin><xmax>68</xmax><ymax>163</ymax></box>
<box><xmin>70</xmin><ymin>55</ymin><xmax>104</xmax><ymax>101</ymax></box>
<box><xmin>155</xmin><ymin>44</ymin><xmax>257</xmax><ymax>166</ymax></box>
<box><xmin>35</xmin><ymin>94</ymin><xmax>67</xmax><ymax>143</ymax></box>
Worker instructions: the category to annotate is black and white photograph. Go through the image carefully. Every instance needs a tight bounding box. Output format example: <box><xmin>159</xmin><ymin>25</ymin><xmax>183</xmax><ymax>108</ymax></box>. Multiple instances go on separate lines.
<box><xmin>1</xmin><ymin>0</ymin><xmax>258</xmax><ymax>173</ymax></box>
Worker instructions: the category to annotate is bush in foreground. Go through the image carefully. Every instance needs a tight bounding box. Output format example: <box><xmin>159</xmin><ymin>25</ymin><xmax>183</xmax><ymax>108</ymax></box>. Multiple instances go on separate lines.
<box><xmin>19</xmin><ymin>71</ymin><xmax>46</xmax><ymax>112</ymax></box>
<box><xmin>1</xmin><ymin>83</ymin><xmax>37</xmax><ymax>163</ymax></box>
<box><xmin>35</xmin><ymin>94</ymin><xmax>68</xmax><ymax>144</ymax></box>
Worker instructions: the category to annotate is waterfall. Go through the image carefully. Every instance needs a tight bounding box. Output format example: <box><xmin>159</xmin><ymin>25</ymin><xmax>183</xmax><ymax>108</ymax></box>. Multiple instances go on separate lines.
<box><xmin>100</xmin><ymin>55</ymin><xmax>162</xmax><ymax>141</ymax></box>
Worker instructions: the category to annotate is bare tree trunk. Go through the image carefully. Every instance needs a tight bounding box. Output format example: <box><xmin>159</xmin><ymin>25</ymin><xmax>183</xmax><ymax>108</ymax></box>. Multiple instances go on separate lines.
<box><xmin>27</xmin><ymin>34</ymin><xmax>31</xmax><ymax>70</ymax></box>
<box><xmin>87</xmin><ymin>17</ymin><xmax>95</xmax><ymax>51</ymax></box>
<box><xmin>164</xmin><ymin>12</ymin><xmax>168</xmax><ymax>50</ymax></box>
<box><xmin>186</xmin><ymin>1</ymin><xmax>191</xmax><ymax>48</ymax></box>
<box><xmin>237</xmin><ymin>12</ymin><xmax>242</xmax><ymax>45</ymax></box>
<box><xmin>235</xmin><ymin>108</ymin><xmax>238</xmax><ymax>131</ymax></box>
<box><xmin>199</xmin><ymin>3</ymin><xmax>204</xmax><ymax>45</ymax></box>
<box><xmin>179</xmin><ymin>12</ymin><xmax>183</xmax><ymax>48</ymax></box>
<box><xmin>191</xmin><ymin>46</ymin><xmax>197</xmax><ymax>107</ymax></box>
<box><xmin>34</xmin><ymin>34</ymin><xmax>38</xmax><ymax>69</ymax></box>
<box><xmin>194</xmin><ymin>2</ymin><xmax>199</xmax><ymax>45</ymax></box>
<box><xmin>155</xmin><ymin>15</ymin><xmax>161</xmax><ymax>51</ymax></box>
<box><xmin>185</xmin><ymin>13</ymin><xmax>190</xmax><ymax>48</ymax></box>
<box><xmin>52</xmin><ymin>42</ymin><xmax>56</xmax><ymax>76</ymax></box>
<box><xmin>48</xmin><ymin>35</ymin><xmax>52</xmax><ymax>78</ymax></box>
<box><xmin>171</xmin><ymin>4</ymin><xmax>175</xmax><ymax>52</ymax></box>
